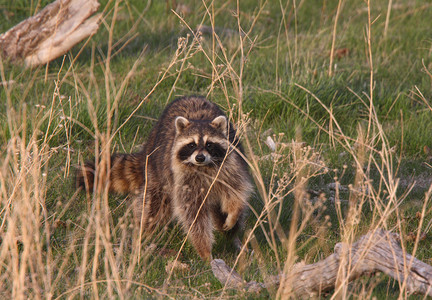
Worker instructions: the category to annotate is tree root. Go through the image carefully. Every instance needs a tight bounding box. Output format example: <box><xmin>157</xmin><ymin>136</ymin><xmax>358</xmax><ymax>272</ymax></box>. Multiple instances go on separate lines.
<box><xmin>0</xmin><ymin>0</ymin><xmax>101</xmax><ymax>66</ymax></box>
<box><xmin>211</xmin><ymin>229</ymin><xmax>432</xmax><ymax>297</ymax></box>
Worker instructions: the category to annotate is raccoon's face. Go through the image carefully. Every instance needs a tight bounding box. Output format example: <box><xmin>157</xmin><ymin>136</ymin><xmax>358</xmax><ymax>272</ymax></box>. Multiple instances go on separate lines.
<box><xmin>173</xmin><ymin>115</ymin><xmax>229</xmax><ymax>167</ymax></box>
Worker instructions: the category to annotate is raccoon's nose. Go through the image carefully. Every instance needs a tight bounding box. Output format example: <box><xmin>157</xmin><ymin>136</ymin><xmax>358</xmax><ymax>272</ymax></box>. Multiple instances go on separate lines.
<box><xmin>195</xmin><ymin>154</ymin><xmax>206</xmax><ymax>163</ymax></box>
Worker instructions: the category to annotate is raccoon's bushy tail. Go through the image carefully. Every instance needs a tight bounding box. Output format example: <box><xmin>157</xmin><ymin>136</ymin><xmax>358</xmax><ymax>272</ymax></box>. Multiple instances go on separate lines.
<box><xmin>76</xmin><ymin>152</ymin><xmax>145</xmax><ymax>194</ymax></box>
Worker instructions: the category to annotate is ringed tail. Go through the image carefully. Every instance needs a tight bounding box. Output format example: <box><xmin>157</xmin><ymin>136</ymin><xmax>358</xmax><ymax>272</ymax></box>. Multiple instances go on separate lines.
<box><xmin>76</xmin><ymin>152</ymin><xmax>144</xmax><ymax>195</ymax></box>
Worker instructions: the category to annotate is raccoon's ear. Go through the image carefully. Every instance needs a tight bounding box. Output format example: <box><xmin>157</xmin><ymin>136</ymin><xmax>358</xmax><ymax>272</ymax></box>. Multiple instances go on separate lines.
<box><xmin>210</xmin><ymin>115</ymin><xmax>228</xmax><ymax>136</ymax></box>
<box><xmin>175</xmin><ymin>116</ymin><xmax>190</xmax><ymax>134</ymax></box>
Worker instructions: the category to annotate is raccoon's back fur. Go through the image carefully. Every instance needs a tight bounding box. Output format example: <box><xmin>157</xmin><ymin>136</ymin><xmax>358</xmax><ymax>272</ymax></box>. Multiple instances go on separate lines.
<box><xmin>77</xmin><ymin>96</ymin><xmax>253</xmax><ymax>260</ymax></box>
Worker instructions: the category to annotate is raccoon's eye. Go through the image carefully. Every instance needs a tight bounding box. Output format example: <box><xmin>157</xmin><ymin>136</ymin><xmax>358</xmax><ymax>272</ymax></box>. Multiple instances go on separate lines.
<box><xmin>187</xmin><ymin>142</ymin><xmax>197</xmax><ymax>149</ymax></box>
<box><xmin>205</xmin><ymin>142</ymin><xmax>214</xmax><ymax>150</ymax></box>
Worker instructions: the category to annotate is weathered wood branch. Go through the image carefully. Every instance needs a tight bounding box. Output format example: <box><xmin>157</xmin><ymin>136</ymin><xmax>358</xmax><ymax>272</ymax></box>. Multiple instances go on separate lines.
<box><xmin>211</xmin><ymin>229</ymin><xmax>432</xmax><ymax>297</ymax></box>
<box><xmin>0</xmin><ymin>0</ymin><xmax>101</xmax><ymax>66</ymax></box>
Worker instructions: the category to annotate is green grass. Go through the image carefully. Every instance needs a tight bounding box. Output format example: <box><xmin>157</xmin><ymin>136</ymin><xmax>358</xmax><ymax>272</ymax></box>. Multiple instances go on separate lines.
<box><xmin>1</xmin><ymin>0</ymin><xmax>432</xmax><ymax>298</ymax></box>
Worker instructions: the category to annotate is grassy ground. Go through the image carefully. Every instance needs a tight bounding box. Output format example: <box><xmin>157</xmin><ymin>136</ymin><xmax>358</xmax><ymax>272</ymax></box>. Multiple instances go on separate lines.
<box><xmin>1</xmin><ymin>0</ymin><xmax>432</xmax><ymax>298</ymax></box>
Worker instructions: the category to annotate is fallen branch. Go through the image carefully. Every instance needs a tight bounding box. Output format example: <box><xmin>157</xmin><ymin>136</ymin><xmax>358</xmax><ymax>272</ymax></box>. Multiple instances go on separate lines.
<box><xmin>0</xmin><ymin>0</ymin><xmax>101</xmax><ymax>66</ymax></box>
<box><xmin>211</xmin><ymin>229</ymin><xmax>432</xmax><ymax>297</ymax></box>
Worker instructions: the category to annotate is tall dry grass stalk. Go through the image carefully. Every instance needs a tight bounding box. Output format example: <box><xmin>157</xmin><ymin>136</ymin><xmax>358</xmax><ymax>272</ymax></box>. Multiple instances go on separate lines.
<box><xmin>329</xmin><ymin>0</ymin><xmax>344</xmax><ymax>77</ymax></box>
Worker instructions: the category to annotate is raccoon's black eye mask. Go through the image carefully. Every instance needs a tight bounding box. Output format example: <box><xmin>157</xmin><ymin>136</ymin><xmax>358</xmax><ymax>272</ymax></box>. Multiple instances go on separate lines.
<box><xmin>205</xmin><ymin>142</ymin><xmax>227</xmax><ymax>162</ymax></box>
<box><xmin>188</xmin><ymin>142</ymin><xmax>197</xmax><ymax>149</ymax></box>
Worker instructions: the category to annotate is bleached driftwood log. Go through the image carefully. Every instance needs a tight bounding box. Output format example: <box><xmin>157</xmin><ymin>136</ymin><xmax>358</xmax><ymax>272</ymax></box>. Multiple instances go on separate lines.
<box><xmin>0</xmin><ymin>0</ymin><xmax>101</xmax><ymax>66</ymax></box>
<box><xmin>211</xmin><ymin>229</ymin><xmax>432</xmax><ymax>297</ymax></box>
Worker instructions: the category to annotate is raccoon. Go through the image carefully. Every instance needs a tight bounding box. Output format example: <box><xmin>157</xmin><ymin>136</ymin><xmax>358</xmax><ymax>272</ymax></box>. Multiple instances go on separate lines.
<box><xmin>77</xmin><ymin>96</ymin><xmax>253</xmax><ymax>260</ymax></box>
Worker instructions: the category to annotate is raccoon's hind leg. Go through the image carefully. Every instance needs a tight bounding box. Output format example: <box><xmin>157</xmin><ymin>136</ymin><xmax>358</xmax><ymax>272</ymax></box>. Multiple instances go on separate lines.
<box><xmin>132</xmin><ymin>184</ymin><xmax>172</xmax><ymax>232</ymax></box>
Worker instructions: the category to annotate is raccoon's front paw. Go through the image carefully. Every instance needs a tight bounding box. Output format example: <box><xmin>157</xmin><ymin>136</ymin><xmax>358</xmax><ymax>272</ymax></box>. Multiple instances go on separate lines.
<box><xmin>222</xmin><ymin>214</ymin><xmax>236</xmax><ymax>231</ymax></box>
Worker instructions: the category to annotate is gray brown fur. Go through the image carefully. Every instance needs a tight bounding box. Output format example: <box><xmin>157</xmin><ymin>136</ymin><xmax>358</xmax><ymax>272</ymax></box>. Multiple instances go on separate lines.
<box><xmin>77</xmin><ymin>96</ymin><xmax>253</xmax><ymax>260</ymax></box>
